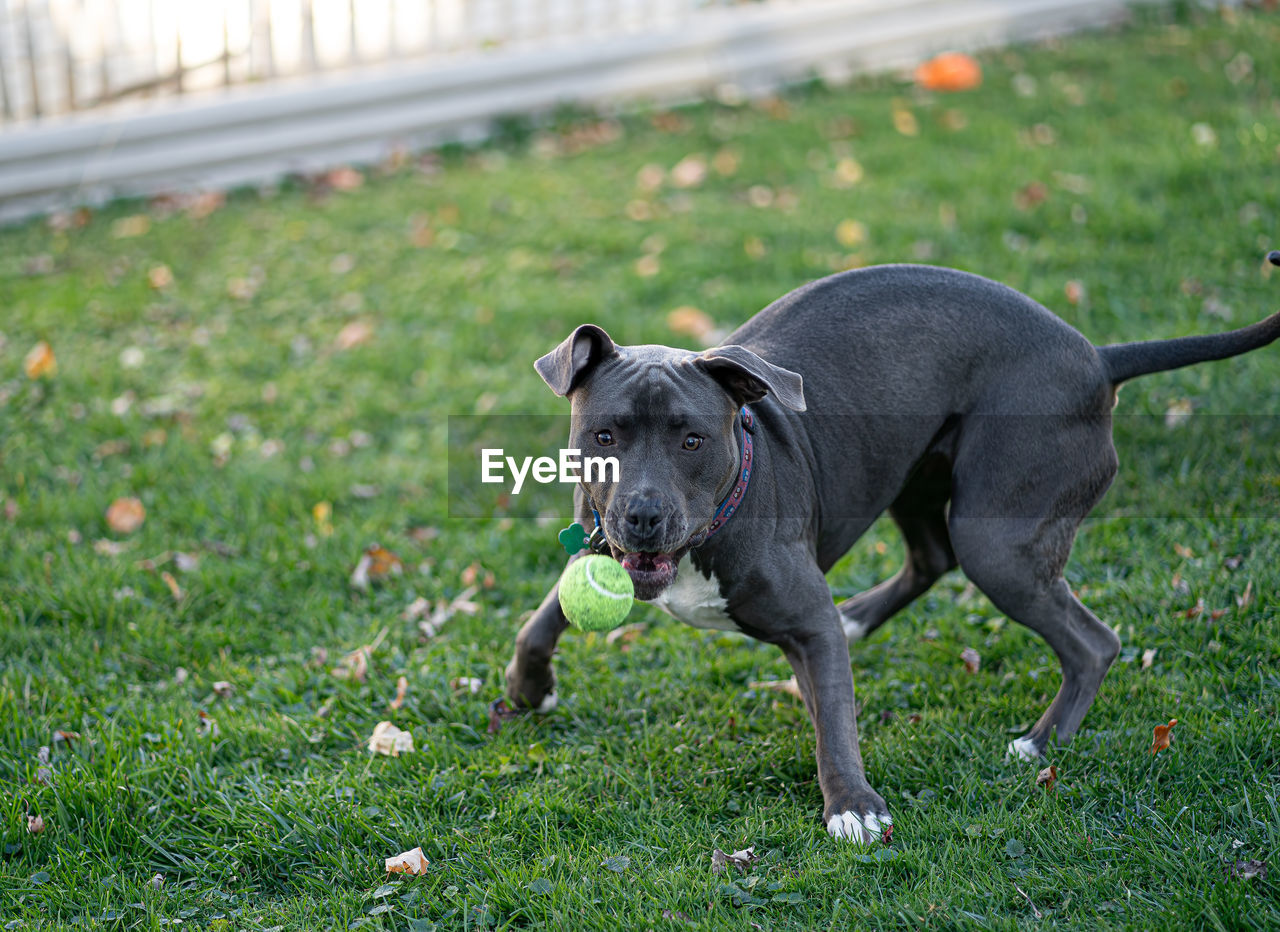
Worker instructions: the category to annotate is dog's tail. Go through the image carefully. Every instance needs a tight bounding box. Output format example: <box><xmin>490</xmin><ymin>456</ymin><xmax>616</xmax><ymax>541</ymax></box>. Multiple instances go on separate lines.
<box><xmin>1099</xmin><ymin>252</ymin><xmax>1280</xmax><ymax>385</ymax></box>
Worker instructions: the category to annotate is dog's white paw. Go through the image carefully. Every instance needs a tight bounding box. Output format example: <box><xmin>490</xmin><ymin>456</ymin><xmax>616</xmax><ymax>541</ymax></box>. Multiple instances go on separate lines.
<box><xmin>842</xmin><ymin>617</ymin><xmax>870</xmax><ymax>643</ymax></box>
<box><xmin>1006</xmin><ymin>736</ymin><xmax>1042</xmax><ymax>762</ymax></box>
<box><xmin>826</xmin><ymin>810</ymin><xmax>891</xmax><ymax>844</ymax></box>
<box><xmin>535</xmin><ymin>691</ymin><xmax>558</xmax><ymax>714</ymax></box>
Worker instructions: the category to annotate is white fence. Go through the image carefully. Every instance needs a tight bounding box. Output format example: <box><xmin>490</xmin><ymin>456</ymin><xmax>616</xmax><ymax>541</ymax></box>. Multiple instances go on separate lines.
<box><xmin>0</xmin><ymin>0</ymin><xmax>1156</xmax><ymax>223</ymax></box>
<box><xmin>0</xmin><ymin>0</ymin><xmax>740</xmax><ymax>122</ymax></box>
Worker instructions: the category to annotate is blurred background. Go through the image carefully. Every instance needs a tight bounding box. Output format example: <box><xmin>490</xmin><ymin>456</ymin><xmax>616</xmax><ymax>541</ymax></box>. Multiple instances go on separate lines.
<box><xmin>0</xmin><ymin>0</ymin><xmax>1139</xmax><ymax>222</ymax></box>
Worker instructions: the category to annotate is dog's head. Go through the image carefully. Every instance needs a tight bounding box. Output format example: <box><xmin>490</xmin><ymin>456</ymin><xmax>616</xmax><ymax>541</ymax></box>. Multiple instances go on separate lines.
<box><xmin>535</xmin><ymin>324</ymin><xmax>804</xmax><ymax>599</ymax></box>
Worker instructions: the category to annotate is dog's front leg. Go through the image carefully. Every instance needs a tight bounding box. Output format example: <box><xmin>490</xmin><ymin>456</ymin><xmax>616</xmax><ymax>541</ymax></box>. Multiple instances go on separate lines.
<box><xmin>764</xmin><ymin>578</ymin><xmax>891</xmax><ymax>844</ymax></box>
<box><xmin>503</xmin><ymin>578</ymin><xmax>571</xmax><ymax>713</ymax></box>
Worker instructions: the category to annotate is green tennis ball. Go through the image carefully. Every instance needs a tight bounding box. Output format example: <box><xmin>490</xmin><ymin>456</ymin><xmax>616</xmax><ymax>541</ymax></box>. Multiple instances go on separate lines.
<box><xmin>558</xmin><ymin>555</ymin><xmax>634</xmax><ymax>632</ymax></box>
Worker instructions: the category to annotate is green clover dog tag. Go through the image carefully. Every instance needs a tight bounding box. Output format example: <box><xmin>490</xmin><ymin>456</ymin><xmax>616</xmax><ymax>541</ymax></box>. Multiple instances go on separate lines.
<box><xmin>558</xmin><ymin>522</ymin><xmax>589</xmax><ymax>555</ymax></box>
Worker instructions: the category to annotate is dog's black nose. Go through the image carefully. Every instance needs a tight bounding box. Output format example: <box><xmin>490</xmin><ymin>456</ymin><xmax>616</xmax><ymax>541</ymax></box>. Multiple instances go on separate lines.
<box><xmin>624</xmin><ymin>497</ymin><xmax>665</xmax><ymax>535</ymax></box>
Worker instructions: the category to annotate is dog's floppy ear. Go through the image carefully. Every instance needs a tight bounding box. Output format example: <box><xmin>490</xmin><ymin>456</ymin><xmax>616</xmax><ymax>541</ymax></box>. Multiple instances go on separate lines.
<box><xmin>694</xmin><ymin>344</ymin><xmax>806</xmax><ymax>412</ymax></box>
<box><xmin>534</xmin><ymin>324</ymin><xmax>618</xmax><ymax>396</ymax></box>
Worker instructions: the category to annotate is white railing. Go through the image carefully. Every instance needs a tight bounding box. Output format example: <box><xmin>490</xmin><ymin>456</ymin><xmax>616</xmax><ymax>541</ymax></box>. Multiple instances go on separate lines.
<box><xmin>0</xmin><ymin>0</ymin><xmax>744</xmax><ymax>123</ymax></box>
<box><xmin>0</xmin><ymin>0</ymin><xmax>1159</xmax><ymax>223</ymax></box>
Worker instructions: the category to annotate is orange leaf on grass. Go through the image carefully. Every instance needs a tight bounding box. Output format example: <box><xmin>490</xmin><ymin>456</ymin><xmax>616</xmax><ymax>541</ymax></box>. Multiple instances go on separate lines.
<box><xmin>1151</xmin><ymin>719</ymin><xmax>1178</xmax><ymax>754</ymax></box>
<box><xmin>914</xmin><ymin>52</ymin><xmax>982</xmax><ymax>92</ymax></box>
<box><xmin>667</xmin><ymin>306</ymin><xmax>716</xmax><ymax>343</ymax></box>
<box><xmin>960</xmin><ymin>647</ymin><xmax>981</xmax><ymax>674</ymax></box>
<box><xmin>1036</xmin><ymin>765</ymin><xmax>1058</xmax><ymax>791</ymax></box>
<box><xmin>161</xmin><ymin>571</ymin><xmax>184</xmax><ymax>602</ymax></box>
<box><xmin>147</xmin><ymin>265</ymin><xmax>174</xmax><ymax>289</ymax></box>
<box><xmin>389</xmin><ymin>675</ymin><xmax>409</xmax><ymax>710</ymax></box>
<box><xmin>105</xmin><ymin>497</ymin><xmax>146</xmax><ymax>535</ymax></box>
<box><xmin>350</xmin><ymin>544</ymin><xmax>403</xmax><ymax>590</ymax></box>
<box><xmin>24</xmin><ymin>341</ymin><xmax>57</xmax><ymax>379</ymax></box>
<box><xmin>334</xmin><ymin>320</ymin><xmax>374</xmax><ymax>351</ymax></box>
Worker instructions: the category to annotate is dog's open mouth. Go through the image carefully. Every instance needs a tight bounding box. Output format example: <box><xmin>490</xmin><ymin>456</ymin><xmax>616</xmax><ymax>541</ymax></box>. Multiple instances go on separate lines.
<box><xmin>620</xmin><ymin>551</ymin><xmax>680</xmax><ymax>600</ymax></box>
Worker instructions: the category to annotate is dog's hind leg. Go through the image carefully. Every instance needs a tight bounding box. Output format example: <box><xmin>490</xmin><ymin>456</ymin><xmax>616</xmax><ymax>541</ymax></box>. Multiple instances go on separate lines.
<box><xmin>838</xmin><ymin>455</ymin><xmax>956</xmax><ymax>643</ymax></box>
<box><xmin>946</xmin><ymin>417</ymin><xmax>1120</xmax><ymax>760</ymax></box>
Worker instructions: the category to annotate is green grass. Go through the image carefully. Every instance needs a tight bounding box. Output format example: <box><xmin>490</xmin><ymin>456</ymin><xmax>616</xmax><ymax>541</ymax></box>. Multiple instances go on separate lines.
<box><xmin>2</xmin><ymin>3</ymin><xmax>1279</xmax><ymax>928</ymax></box>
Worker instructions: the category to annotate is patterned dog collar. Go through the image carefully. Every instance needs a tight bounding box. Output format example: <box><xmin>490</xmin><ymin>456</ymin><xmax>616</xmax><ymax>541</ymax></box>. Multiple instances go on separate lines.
<box><xmin>704</xmin><ymin>406</ymin><xmax>754</xmax><ymax>540</ymax></box>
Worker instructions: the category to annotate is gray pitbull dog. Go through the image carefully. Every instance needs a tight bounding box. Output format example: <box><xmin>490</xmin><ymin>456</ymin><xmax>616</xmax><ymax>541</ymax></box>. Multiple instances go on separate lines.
<box><xmin>503</xmin><ymin>257</ymin><xmax>1280</xmax><ymax>844</ymax></box>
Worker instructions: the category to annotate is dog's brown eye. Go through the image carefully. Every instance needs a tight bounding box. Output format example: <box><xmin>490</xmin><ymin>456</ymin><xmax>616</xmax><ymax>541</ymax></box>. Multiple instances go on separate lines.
<box><xmin>595</xmin><ymin>430</ymin><xmax>615</xmax><ymax>446</ymax></box>
<box><xmin>682</xmin><ymin>434</ymin><xmax>703</xmax><ymax>451</ymax></box>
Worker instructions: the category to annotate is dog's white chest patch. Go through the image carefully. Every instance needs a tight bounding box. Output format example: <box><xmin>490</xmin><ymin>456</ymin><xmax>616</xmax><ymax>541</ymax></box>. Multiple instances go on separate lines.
<box><xmin>648</xmin><ymin>556</ymin><xmax>737</xmax><ymax>631</ymax></box>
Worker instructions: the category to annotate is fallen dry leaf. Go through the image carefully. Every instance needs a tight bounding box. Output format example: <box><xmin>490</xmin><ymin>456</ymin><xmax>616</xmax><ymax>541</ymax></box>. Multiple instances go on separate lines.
<box><xmin>961</xmin><ymin>646</ymin><xmax>981</xmax><ymax>674</ymax></box>
<box><xmin>1185</xmin><ymin>598</ymin><xmax>1204</xmax><ymax>619</ymax></box>
<box><xmin>1151</xmin><ymin>718</ymin><xmax>1177</xmax><ymax>754</ymax></box>
<box><xmin>1173</xmin><ymin>543</ymin><xmax>1195</xmax><ymax>559</ymax></box>
<box><xmin>161</xmin><ymin>571</ymin><xmax>183</xmax><ymax>602</ymax></box>
<box><xmin>634</xmin><ymin>254</ymin><xmax>661</xmax><ymax>277</ymax></box>
<box><xmin>831</xmin><ymin>157</ymin><xmax>864</xmax><ymax>187</ymax></box>
<box><xmin>417</xmin><ymin>585</ymin><xmax>480</xmax><ymax>639</ymax></box>
<box><xmin>1014</xmin><ymin>182</ymin><xmax>1049</xmax><ymax>211</ymax></box>
<box><xmin>186</xmin><ymin>190</ymin><xmax>225</xmax><ymax>219</ymax></box>
<box><xmin>211</xmin><ymin>681</ymin><xmax>233</xmax><ymax>700</ymax></box>
<box><xmin>312</xmin><ymin>501</ymin><xmax>334</xmax><ymax>536</ymax></box>
<box><xmin>1141</xmin><ymin>648</ymin><xmax>1156</xmax><ymax>670</ymax></box>
<box><xmin>666</xmin><ymin>306</ymin><xmax>716</xmax><ymax>343</ymax></box>
<box><xmin>636</xmin><ymin>163</ymin><xmax>665</xmax><ymax>192</ymax></box>
<box><xmin>111</xmin><ymin>215</ymin><xmax>150</xmax><ymax>238</ymax></box>
<box><xmin>327</xmin><ymin>166</ymin><xmax>364</xmax><ymax>191</ymax></box>
<box><xmin>401</xmin><ymin>597</ymin><xmax>431</xmax><ymax>622</ymax></box>
<box><xmin>835</xmin><ymin>219</ymin><xmax>867</xmax><ymax>248</ymax></box>
<box><xmin>332</xmin><ymin>647</ymin><xmax>370</xmax><ymax>682</ymax></box>
<box><xmin>368</xmin><ymin>721</ymin><xmax>415</xmax><ymax>756</ymax></box>
<box><xmin>149</xmin><ymin>873</ymin><xmax>165</xmax><ymax>890</ymax></box>
<box><xmin>488</xmin><ymin>698</ymin><xmax>521</xmax><ymax>734</ymax></box>
<box><xmin>892</xmin><ymin>103</ymin><xmax>919</xmax><ymax>136</ymax></box>
<box><xmin>105</xmin><ymin>497</ymin><xmax>146</xmax><ymax>535</ymax></box>
<box><xmin>1064</xmin><ymin>280</ymin><xmax>1085</xmax><ymax>305</ymax></box>
<box><xmin>749</xmin><ymin>677</ymin><xmax>804</xmax><ymax>701</ymax></box>
<box><xmin>712</xmin><ymin>148</ymin><xmax>740</xmax><ymax>176</ymax></box>
<box><xmin>147</xmin><ymin>265</ymin><xmax>174</xmax><ymax>289</ymax></box>
<box><xmin>605</xmin><ymin>622</ymin><xmax>648</xmax><ymax>646</ymax></box>
<box><xmin>335</xmin><ymin>320</ymin><xmax>374</xmax><ymax>351</ymax></box>
<box><xmin>670</xmin><ymin>154</ymin><xmax>707</xmax><ymax>188</ymax></box>
<box><xmin>460</xmin><ymin>561</ymin><xmax>495</xmax><ymax>589</ymax></box>
<box><xmin>711</xmin><ymin>846</ymin><xmax>759</xmax><ymax>874</ymax></box>
<box><xmin>389</xmin><ymin>675</ymin><xmax>409</xmax><ymax>710</ymax></box>
<box><xmin>1036</xmin><ymin>764</ymin><xmax>1058</xmax><ymax>791</ymax></box>
<box><xmin>27</xmin><ymin>814</ymin><xmax>45</xmax><ymax>835</ymax></box>
<box><xmin>385</xmin><ymin>846</ymin><xmax>429</xmax><ymax>875</ymax></box>
<box><xmin>350</xmin><ymin>544</ymin><xmax>404</xmax><ymax>590</ymax></box>
<box><xmin>1237</xmin><ymin>581</ymin><xmax>1254</xmax><ymax>610</ymax></box>
<box><xmin>450</xmin><ymin>676</ymin><xmax>482</xmax><ymax>695</ymax></box>
<box><xmin>915</xmin><ymin>52</ymin><xmax>982</xmax><ymax>92</ymax></box>
<box><xmin>24</xmin><ymin>340</ymin><xmax>57</xmax><ymax>379</ymax></box>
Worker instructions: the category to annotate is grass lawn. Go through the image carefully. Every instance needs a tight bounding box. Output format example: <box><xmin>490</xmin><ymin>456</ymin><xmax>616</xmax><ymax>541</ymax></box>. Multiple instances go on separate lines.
<box><xmin>2</xmin><ymin>3</ymin><xmax>1279</xmax><ymax>928</ymax></box>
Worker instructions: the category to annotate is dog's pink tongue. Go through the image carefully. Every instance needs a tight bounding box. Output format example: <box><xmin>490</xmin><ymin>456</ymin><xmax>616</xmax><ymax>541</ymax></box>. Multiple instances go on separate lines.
<box><xmin>622</xmin><ymin>552</ymin><xmax>676</xmax><ymax>572</ymax></box>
